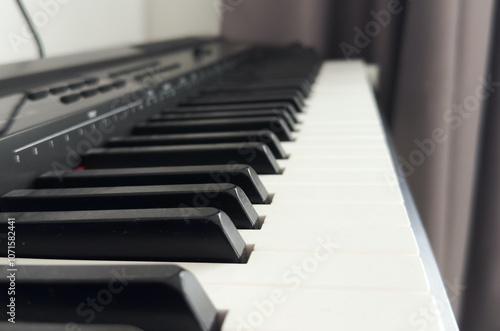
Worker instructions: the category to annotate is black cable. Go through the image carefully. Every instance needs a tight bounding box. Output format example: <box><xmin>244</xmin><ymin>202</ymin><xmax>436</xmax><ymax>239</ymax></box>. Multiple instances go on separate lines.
<box><xmin>0</xmin><ymin>95</ymin><xmax>26</xmax><ymax>137</ymax></box>
<box><xmin>15</xmin><ymin>0</ymin><xmax>45</xmax><ymax>59</ymax></box>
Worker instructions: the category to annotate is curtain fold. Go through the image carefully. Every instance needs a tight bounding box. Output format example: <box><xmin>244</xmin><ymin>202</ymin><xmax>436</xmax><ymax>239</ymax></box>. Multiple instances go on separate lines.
<box><xmin>221</xmin><ymin>0</ymin><xmax>499</xmax><ymax>328</ymax></box>
<box><xmin>462</xmin><ymin>3</ymin><xmax>500</xmax><ymax>329</ymax></box>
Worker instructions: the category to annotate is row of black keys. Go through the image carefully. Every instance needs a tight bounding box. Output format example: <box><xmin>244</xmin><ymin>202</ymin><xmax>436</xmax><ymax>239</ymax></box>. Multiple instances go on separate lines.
<box><xmin>0</xmin><ymin>64</ymin><xmax>319</xmax><ymax>264</ymax></box>
<box><xmin>0</xmin><ymin>48</ymin><xmax>321</xmax><ymax>331</ymax></box>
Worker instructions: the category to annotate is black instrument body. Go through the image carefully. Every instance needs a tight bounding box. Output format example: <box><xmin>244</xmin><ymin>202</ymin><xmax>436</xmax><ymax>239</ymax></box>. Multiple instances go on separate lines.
<box><xmin>0</xmin><ymin>38</ymin><xmax>252</xmax><ymax>196</ymax></box>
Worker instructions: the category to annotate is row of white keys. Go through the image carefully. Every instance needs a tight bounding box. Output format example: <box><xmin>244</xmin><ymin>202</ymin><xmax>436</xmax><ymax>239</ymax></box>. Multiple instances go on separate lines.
<box><xmin>9</xmin><ymin>257</ymin><xmax>442</xmax><ymax>331</ymax></box>
<box><xmin>208</xmin><ymin>61</ymin><xmax>444</xmax><ymax>330</ymax></box>
<box><xmin>205</xmin><ymin>286</ymin><xmax>441</xmax><ymax>331</ymax></box>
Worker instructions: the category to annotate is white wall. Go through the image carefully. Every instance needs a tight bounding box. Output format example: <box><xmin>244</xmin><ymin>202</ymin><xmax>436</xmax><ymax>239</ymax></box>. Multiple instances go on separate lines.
<box><xmin>146</xmin><ymin>0</ymin><xmax>221</xmax><ymax>41</ymax></box>
<box><xmin>0</xmin><ymin>0</ymin><xmax>221</xmax><ymax>65</ymax></box>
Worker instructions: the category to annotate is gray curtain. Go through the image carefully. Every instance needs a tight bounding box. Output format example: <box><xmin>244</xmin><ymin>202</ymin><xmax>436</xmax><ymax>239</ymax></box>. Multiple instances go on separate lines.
<box><xmin>222</xmin><ymin>1</ymin><xmax>499</xmax><ymax>329</ymax></box>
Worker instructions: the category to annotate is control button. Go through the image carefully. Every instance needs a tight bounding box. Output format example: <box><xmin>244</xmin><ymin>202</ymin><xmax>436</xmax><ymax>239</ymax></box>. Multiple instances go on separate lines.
<box><xmin>135</xmin><ymin>74</ymin><xmax>147</xmax><ymax>81</ymax></box>
<box><xmin>112</xmin><ymin>79</ymin><xmax>126</xmax><ymax>88</ymax></box>
<box><xmin>49</xmin><ymin>86</ymin><xmax>68</xmax><ymax>95</ymax></box>
<box><xmin>81</xmin><ymin>88</ymin><xmax>99</xmax><ymax>98</ymax></box>
<box><xmin>84</xmin><ymin>77</ymin><xmax>99</xmax><ymax>85</ymax></box>
<box><xmin>68</xmin><ymin>81</ymin><xmax>85</xmax><ymax>90</ymax></box>
<box><xmin>97</xmin><ymin>84</ymin><xmax>114</xmax><ymax>93</ymax></box>
<box><xmin>26</xmin><ymin>90</ymin><xmax>49</xmax><ymax>101</ymax></box>
<box><xmin>60</xmin><ymin>93</ymin><xmax>81</xmax><ymax>104</ymax></box>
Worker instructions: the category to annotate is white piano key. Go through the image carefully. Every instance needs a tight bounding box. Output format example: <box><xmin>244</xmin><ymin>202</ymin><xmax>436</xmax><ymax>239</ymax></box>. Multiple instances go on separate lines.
<box><xmin>176</xmin><ymin>251</ymin><xmax>429</xmax><ymax>292</ymax></box>
<box><xmin>7</xmin><ymin>254</ymin><xmax>429</xmax><ymax>292</ymax></box>
<box><xmin>253</xmin><ymin>202</ymin><xmax>410</xmax><ymax>226</ymax></box>
<box><xmin>260</xmin><ymin>169</ymin><xmax>397</xmax><ymax>185</ymax></box>
<box><xmin>282</xmin><ymin>145</ymin><xmax>393</xmax><ymax>159</ymax></box>
<box><xmin>240</xmin><ymin>223</ymin><xmax>419</xmax><ymax>255</ymax></box>
<box><xmin>287</xmin><ymin>137</ymin><xmax>390</xmax><ymax>148</ymax></box>
<box><xmin>278</xmin><ymin>157</ymin><xmax>394</xmax><ymax>170</ymax></box>
<box><xmin>206</xmin><ymin>285</ymin><xmax>445</xmax><ymax>331</ymax></box>
<box><xmin>292</xmin><ymin>132</ymin><xmax>388</xmax><ymax>142</ymax></box>
<box><xmin>267</xmin><ymin>183</ymin><xmax>403</xmax><ymax>204</ymax></box>
<box><xmin>298</xmin><ymin>111</ymin><xmax>381</xmax><ymax>122</ymax></box>
<box><xmin>298</xmin><ymin>123</ymin><xmax>384</xmax><ymax>133</ymax></box>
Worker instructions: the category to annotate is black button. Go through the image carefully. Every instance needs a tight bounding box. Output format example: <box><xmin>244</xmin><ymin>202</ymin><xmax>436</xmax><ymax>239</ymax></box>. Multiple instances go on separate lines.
<box><xmin>26</xmin><ymin>90</ymin><xmax>49</xmax><ymax>100</ymax></box>
<box><xmin>81</xmin><ymin>88</ymin><xmax>99</xmax><ymax>98</ymax></box>
<box><xmin>84</xmin><ymin>77</ymin><xmax>99</xmax><ymax>85</ymax></box>
<box><xmin>49</xmin><ymin>86</ymin><xmax>68</xmax><ymax>95</ymax></box>
<box><xmin>97</xmin><ymin>84</ymin><xmax>114</xmax><ymax>93</ymax></box>
<box><xmin>60</xmin><ymin>93</ymin><xmax>81</xmax><ymax>104</ymax></box>
<box><xmin>68</xmin><ymin>81</ymin><xmax>85</xmax><ymax>90</ymax></box>
<box><xmin>112</xmin><ymin>79</ymin><xmax>126</xmax><ymax>88</ymax></box>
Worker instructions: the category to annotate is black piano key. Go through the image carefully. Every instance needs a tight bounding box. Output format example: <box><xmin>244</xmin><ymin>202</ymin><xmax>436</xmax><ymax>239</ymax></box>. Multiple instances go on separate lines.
<box><xmin>150</xmin><ymin>109</ymin><xmax>296</xmax><ymax>130</ymax></box>
<box><xmin>105</xmin><ymin>131</ymin><xmax>287</xmax><ymax>160</ymax></box>
<box><xmin>83</xmin><ymin>143</ymin><xmax>282</xmax><ymax>175</ymax></box>
<box><xmin>221</xmin><ymin>72</ymin><xmax>314</xmax><ymax>84</ymax></box>
<box><xmin>36</xmin><ymin>164</ymin><xmax>271</xmax><ymax>204</ymax></box>
<box><xmin>194</xmin><ymin>89</ymin><xmax>305</xmax><ymax>106</ymax></box>
<box><xmin>0</xmin><ymin>265</ymin><xmax>218</xmax><ymax>331</ymax></box>
<box><xmin>0</xmin><ymin>208</ymin><xmax>247</xmax><ymax>262</ymax></box>
<box><xmin>202</xmin><ymin>81</ymin><xmax>311</xmax><ymax>97</ymax></box>
<box><xmin>166</xmin><ymin>102</ymin><xmax>299</xmax><ymax>122</ymax></box>
<box><xmin>1</xmin><ymin>183</ymin><xmax>259</xmax><ymax>229</ymax></box>
<box><xmin>0</xmin><ymin>323</ymin><xmax>142</xmax><ymax>331</ymax></box>
<box><xmin>181</xmin><ymin>92</ymin><xmax>304</xmax><ymax>113</ymax></box>
<box><xmin>133</xmin><ymin>117</ymin><xmax>294</xmax><ymax>141</ymax></box>
<box><xmin>216</xmin><ymin>77</ymin><xmax>311</xmax><ymax>88</ymax></box>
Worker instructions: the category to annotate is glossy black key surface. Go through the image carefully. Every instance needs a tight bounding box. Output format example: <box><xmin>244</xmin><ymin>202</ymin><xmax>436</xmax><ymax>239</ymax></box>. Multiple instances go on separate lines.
<box><xmin>166</xmin><ymin>102</ymin><xmax>299</xmax><ymax>119</ymax></box>
<box><xmin>222</xmin><ymin>72</ymin><xmax>315</xmax><ymax>84</ymax></box>
<box><xmin>194</xmin><ymin>89</ymin><xmax>305</xmax><ymax>105</ymax></box>
<box><xmin>105</xmin><ymin>131</ymin><xmax>287</xmax><ymax>160</ymax></box>
<box><xmin>0</xmin><ymin>265</ymin><xmax>218</xmax><ymax>331</ymax></box>
<box><xmin>84</xmin><ymin>143</ymin><xmax>282</xmax><ymax>174</ymax></box>
<box><xmin>133</xmin><ymin>117</ymin><xmax>294</xmax><ymax>141</ymax></box>
<box><xmin>0</xmin><ymin>208</ymin><xmax>247</xmax><ymax>262</ymax></box>
<box><xmin>150</xmin><ymin>109</ymin><xmax>296</xmax><ymax>130</ymax></box>
<box><xmin>1</xmin><ymin>183</ymin><xmax>259</xmax><ymax>229</ymax></box>
<box><xmin>36</xmin><ymin>164</ymin><xmax>271</xmax><ymax>204</ymax></box>
<box><xmin>0</xmin><ymin>323</ymin><xmax>143</xmax><ymax>331</ymax></box>
<box><xmin>216</xmin><ymin>77</ymin><xmax>312</xmax><ymax>88</ymax></box>
<box><xmin>201</xmin><ymin>81</ymin><xmax>310</xmax><ymax>97</ymax></box>
<box><xmin>181</xmin><ymin>92</ymin><xmax>304</xmax><ymax>112</ymax></box>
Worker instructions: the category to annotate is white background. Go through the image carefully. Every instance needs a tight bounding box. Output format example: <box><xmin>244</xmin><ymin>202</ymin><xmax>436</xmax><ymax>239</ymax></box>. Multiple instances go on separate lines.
<box><xmin>0</xmin><ymin>0</ymin><xmax>221</xmax><ymax>65</ymax></box>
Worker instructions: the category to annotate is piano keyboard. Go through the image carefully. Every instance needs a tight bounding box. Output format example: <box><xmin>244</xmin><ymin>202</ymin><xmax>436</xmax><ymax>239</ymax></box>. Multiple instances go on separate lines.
<box><xmin>0</xmin><ymin>41</ymin><xmax>456</xmax><ymax>331</ymax></box>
